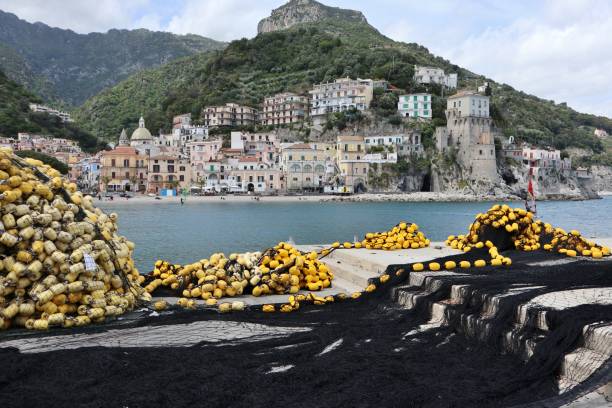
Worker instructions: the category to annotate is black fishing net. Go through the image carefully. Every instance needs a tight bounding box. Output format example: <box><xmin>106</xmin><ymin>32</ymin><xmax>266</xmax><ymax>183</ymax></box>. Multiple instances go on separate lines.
<box><xmin>0</xmin><ymin>246</ymin><xmax>610</xmax><ymax>408</ymax></box>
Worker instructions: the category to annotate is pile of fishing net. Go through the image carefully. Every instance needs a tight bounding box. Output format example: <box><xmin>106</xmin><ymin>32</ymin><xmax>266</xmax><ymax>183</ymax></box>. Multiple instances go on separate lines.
<box><xmin>0</xmin><ymin>148</ymin><xmax>150</xmax><ymax>330</ymax></box>
<box><xmin>144</xmin><ymin>242</ymin><xmax>333</xmax><ymax>306</ymax></box>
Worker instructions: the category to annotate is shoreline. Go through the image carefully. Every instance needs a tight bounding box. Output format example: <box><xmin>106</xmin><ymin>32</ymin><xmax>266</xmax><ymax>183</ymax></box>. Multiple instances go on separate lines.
<box><xmin>92</xmin><ymin>191</ymin><xmax>608</xmax><ymax>205</ymax></box>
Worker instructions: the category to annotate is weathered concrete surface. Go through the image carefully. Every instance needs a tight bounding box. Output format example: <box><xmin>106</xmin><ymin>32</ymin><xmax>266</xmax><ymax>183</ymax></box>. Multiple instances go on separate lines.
<box><xmin>0</xmin><ymin>320</ymin><xmax>309</xmax><ymax>353</ymax></box>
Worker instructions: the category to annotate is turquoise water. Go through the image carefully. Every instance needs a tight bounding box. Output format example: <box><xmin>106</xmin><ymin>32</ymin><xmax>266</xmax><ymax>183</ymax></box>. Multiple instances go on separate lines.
<box><xmin>99</xmin><ymin>197</ymin><xmax>612</xmax><ymax>272</ymax></box>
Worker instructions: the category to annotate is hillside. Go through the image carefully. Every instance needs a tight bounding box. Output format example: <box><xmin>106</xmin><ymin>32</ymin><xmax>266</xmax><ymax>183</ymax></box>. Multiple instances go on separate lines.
<box><xmin>0</xmin><ymin>69</ymin><xmax>105</xmax><ymax>152</ymax></box>
<box><xmin>0</xmin><ymin>10</ymin><xmax>226</xmax><ymax>106</ymax></box>
<box><xmin>74</xmin><ymin>0</ymin><xmax>612</xmax><ymax>157</ymax></box>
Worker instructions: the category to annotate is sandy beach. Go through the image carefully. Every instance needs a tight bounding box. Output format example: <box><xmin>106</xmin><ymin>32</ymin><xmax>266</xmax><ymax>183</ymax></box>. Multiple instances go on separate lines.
<box><xmin>94</xmin><ymin>191</ymin><xmax>524</xmax><ymax>205</ymax></box>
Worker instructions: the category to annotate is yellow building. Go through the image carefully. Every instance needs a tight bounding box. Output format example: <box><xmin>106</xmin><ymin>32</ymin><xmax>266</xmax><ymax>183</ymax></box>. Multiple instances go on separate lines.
<box><xmin>336</xmin><ymin>135</ymin><xmax>369</xmax><ymax>192</ymax></box>
<box><xmin>281</xmin><ymin>143</ymin><xmax>335</xmax><ymax>192</ymax></box>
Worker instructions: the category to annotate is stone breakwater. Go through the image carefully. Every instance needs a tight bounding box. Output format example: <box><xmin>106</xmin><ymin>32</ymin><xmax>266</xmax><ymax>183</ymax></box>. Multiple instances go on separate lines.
<box><xmin>321</xmin><ymin>192</ymin><xmax>521</xmax><ymax>203</ymax></box>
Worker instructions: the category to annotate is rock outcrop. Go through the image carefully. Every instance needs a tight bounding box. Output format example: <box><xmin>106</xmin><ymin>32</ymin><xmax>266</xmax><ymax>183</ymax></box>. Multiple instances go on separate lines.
<box><xmin>257</xmin><ymin>0</ymin><xmax>368</xmax><ymax>34</ymax></box>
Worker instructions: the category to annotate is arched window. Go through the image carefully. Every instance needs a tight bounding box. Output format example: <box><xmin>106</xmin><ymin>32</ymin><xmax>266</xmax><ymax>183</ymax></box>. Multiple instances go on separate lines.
<box><xmin>303</xmin><ymin>164</ymin><xmax>313</xmax><ymax>172</ymax></box>
<box><xmin>290</xmin><ymin>164</ymin><xmax>301</xmax><ymax>172</ymax></box>
<box><xmin>314</xmin><ymin>164</ymin><xmax>325</xmax><ymax>173</ymax></box>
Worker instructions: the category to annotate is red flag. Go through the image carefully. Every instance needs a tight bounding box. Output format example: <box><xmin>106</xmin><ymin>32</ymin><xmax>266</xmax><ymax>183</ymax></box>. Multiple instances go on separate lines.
<box><xmin>527</xmin><ymin>177</ymin><xmax>534</xmax><ymax>196</ymax></box>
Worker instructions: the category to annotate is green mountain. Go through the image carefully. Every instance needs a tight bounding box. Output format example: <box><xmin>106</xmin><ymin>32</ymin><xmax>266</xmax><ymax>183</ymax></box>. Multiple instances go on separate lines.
<box><xmin>75</xmin><ymin>0</ymin><xmax>611</xmax><ymax>157</ymax></box>
<box><xmin>0</xmin><ymin>69</ymin><xmax>105</xmax><ymax>152</ymax></box>
<box><xmin>0</xmin><ymin>10</ymin><xmax>226</xmax><ymax>106</ymax></box>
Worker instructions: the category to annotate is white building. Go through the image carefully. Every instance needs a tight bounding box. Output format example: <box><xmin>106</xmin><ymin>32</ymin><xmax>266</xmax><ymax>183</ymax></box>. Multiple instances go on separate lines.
<box><xmin>414</xmin><ymin>66</ymin><xmax>458</xmax><ymax>89</ymax></box>
<box><xmin>29</xmin><ymin>103</ymin><xmax>72</xmax><ymax>122</ymax></box>
<box><xmin>309</xmin><ymin>77</ymin><xmax>385</xmax><ymax>125</ymax></box>
<box><xmin>364</xmin><ymin>133</ymin><xmax>423</xmax><ymax>157</ymax></box>
<box><xmin>448</xmin><ymin>91</ymin><xmax>489</xmax><ymax>118</ymax></box>
<box><xmin>398</xmin><ymin>94</ymin><xmax>432</xmax><ymax>119</ymax></box>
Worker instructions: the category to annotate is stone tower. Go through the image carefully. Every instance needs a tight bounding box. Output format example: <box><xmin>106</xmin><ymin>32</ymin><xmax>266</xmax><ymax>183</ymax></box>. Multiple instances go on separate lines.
<box><xmin>435</xmin><ymin>91</ymin><xmax>498</xmax><ymax>182</ymax></box>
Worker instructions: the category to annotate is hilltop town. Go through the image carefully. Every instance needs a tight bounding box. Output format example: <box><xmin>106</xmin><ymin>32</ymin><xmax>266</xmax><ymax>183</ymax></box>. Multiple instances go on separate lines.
<box><xmin>3</xmin><ymin>67</ymin><xmax>606</xmax><ymax>201</ymax></box>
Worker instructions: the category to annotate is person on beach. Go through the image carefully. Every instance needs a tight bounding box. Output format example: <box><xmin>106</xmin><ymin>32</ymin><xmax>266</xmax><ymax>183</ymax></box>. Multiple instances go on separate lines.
<box><xmin>180</xmin><ymin>197</ymin><xmax>184</xmax><ymax>205</ymax></box>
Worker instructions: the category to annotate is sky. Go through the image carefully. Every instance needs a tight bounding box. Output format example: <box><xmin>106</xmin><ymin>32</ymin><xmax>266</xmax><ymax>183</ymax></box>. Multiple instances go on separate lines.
<box><xmin>1</xmin><ymin>0</ymin><xmax>611</xmax><ymax>118</ymax></box>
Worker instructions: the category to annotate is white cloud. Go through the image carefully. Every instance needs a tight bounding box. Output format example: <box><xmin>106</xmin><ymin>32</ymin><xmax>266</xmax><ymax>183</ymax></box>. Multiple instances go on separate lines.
<box><xmin>441</xmin><ymin>1</ymin><xmax>612</xmax><ymax>117</ymax></box>
<box><xmin>163</xmin><ymin>0</ymin><xmax>275</xmax><ymax>40</ymax></box>
<box><xmin>0</xmin><ymin>0</ymin><xmax>149</xmax><ymax>33</ymax></box>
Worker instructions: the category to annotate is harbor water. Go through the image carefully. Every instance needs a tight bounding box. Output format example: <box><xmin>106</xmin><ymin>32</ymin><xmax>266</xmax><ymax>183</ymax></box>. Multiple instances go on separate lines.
<box><xmin>99</xmin><ymin>197</ymin><xmax>612</xmax><ymax>272</ymax></box>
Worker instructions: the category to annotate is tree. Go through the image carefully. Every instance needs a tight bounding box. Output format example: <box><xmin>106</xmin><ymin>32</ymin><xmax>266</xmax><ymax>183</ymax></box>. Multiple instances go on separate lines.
<box><xmin>101</xmin><ymin>175</ymin><xmax>111</xmax><ymax>192</ymax></box>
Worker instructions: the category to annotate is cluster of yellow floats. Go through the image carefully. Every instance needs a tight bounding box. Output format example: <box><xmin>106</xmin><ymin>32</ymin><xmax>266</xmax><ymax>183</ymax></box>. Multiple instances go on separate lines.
<box><xmin>146</xmin><ymin>210</ymin><xmax>609</xmax><ymax>314</ymax></box>
<box><xmin>0</xmin><ymin>149</ymin><xmax>609</xmax><ymax>330</ymax></box>
<box><xmin>0</xmin><ymin>149</ymin><xmax>149</xmax><ymax>331</ymax></box>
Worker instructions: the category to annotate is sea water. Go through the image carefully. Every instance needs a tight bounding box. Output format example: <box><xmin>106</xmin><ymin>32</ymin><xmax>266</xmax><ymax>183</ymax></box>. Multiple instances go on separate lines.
<box><xmin>99</xmin><ymin>197</ymin><xmax>612</xmax><ymax>272</ymax></box>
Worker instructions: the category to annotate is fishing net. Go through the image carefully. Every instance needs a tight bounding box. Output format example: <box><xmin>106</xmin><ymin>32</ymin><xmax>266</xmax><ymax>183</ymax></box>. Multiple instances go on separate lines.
<box><xmin>0</xmin><ymin>203</ymin><xmax>610</xmax><ymax>407</ymax></box>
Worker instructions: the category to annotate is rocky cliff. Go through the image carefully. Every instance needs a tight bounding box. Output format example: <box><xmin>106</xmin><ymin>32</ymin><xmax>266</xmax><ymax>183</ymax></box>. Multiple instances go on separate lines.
<box><xmin>257</xmin><ymin>0</ymin><xmax>368</xmax><ymax>33</ymax></box>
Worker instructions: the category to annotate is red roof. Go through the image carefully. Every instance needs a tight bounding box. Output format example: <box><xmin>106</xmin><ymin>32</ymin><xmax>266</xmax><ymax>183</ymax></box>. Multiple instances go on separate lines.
<box><xmin>238</xmin><ymin>156</ymin><xmax>259</xmax><ymax>162</ymax></box>
<box><xmin>284</xmin><ymin>143</ymin><xmax>312</xmax><ymax>150</ymax></box>
<box><xmin>101</xmin><ymin>146</ymin><xmax>138</xmax><ymax>156</ymax></box>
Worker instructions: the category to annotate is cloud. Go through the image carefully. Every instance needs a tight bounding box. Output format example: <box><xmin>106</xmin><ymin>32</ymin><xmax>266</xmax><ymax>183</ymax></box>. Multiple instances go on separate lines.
<box><xmin>0</xmin><ymin>0</ymin><xmax>149</xmax><ymax>33</ymax></box>
<box><xmin>441</xmin><ymin>0</ymin><xmax>612</xmax><ymax>117</ymax></box>
<box><xmin>163</xmin><ymin>0</ymin><xmax>275</xmax><ymax>40</ymax></box>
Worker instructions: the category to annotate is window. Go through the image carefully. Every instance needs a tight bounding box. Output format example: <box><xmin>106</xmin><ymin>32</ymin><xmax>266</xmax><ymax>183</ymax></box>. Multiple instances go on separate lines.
<box><xmin>288</xmin><ymin>155</ymin><xmax>293</xmax><ymax>161</ymax></box>
<box><xmin>125</xmin><ymin>172</ymin><xmax>129</xmax><ymax>178</ymax></box>
<box><xmin>363</xmin><ymin>168</ymin><xmax>367</xmax><ymax>174</ymax></box>
<box><xmin>180</xmin><ymin>166</ymin><xmax>185</xmax><ymax>171</ymax></box>
<box><xmin>123</xmin><ymin>159</ymin><xmax>129</xmax><ymax>167</ymax></box>
<box><xmin>237</xmin><ymin>176</ymin><xmax>241</xmax><ymax>182</ymax></box>
<box><xmin>423</xmin><ymin>110</ymin><xmax>429</xmax><ymax>116</ymax></box>
<box><xmin>423</xmin><ymin>103</ymin><xmax>428</xmax><ymax>109</ymax></box>
<box><xmin>258</xmin><ymin>176</ymin><xmax>264</xmax><ymax>182</ymax></box>
<box><xmin>424</xmin><ymin>95</ymin><xmax>428</xmax><ymax>101</ymax></box>
<box><xmin>413</xmin><ymin>95</ymin><xmax>417</xmax><ymax>101</ymax></box>
<box><xmin>479</xmin><ymin>150</ymin><xmax>483</xmax><ymax>155</ymax></box>
<box><xmin>301</xmin><ymin>155</ymin><xmax>305</xmax><ymax>161</ymax></box>
<box><xmin>153</xmin><ymin>165</ymin><xmax>160</xmax><ymax>173</ymax></box>
<box><xmin>179</xmin><ymin>175</ymin><xmax>184</xmax><ymax>182</ymax></box>
<box><xmin>111</xmin><ymin>159</ymin><xmax>116</xmax><ymax>167</ymax></box>
<box><xmin>344</xmin><ymin>144</ymin><xmax>348</xmax><ymax>152</ymax></box>
<box><xmin>111</xmin><ymin>172</ymin><xmax>116</xmax><ymax>178</ymax></box>
<box><xmin>209</xmin><ymin>165</ymin><xmax>214</xmax><ymax>171</ymax></box>
<box><xmin>168</xmin><ymin>165</ymin><xmax>175</xmax><ymax>173</ymax></box>
<box><xmin>414</xmin><ymin>103</ymin><xmax>418</xmax><ymax>109</ymax></box>
<box><xmin>269</xmin><ymin>175</ymin><xmax>274</xmax><ymax>181</ymax></box>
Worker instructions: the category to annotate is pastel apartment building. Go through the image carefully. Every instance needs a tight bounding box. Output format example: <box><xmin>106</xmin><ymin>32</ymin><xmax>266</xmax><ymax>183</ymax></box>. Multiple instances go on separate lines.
<box><xmin>398</xmin><ymin>94</ymin><xmax>432</xmax><ymax>119</ymax></box>
<box><xmin>202</xmin><ymin>103</ymin><xmax>258</xmax><ymax>127</ymax></box>
<box><xmin>147</xmin><ymin>155</ymin><xmax>190</xmax><ymax>194</ymax></box>
<box><xmin>336</xmin><ymin>135</ymin><xmax>369</xmax><ymax>192</ymax></box>
<box><xmin>261</xmin><ymin>92</ymin><xmax>308</xmax><ymax>126</ymax></box>
<box><xmin>309</xmin><ymin>78</ymin><xmax>385</xmax><ymax>125</ymax></box>
<box><xmin>281</xmin><ymin>143</ymin><xmax>333</xmax><ymax>191</ymax></box>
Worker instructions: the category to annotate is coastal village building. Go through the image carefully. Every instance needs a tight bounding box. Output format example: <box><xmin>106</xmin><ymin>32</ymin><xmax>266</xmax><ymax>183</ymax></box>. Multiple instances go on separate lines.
<box><xmin>74</xmin><ymin>156</ymin><xmax>101</xmax><ymax>193</ymax></box>
<box><xmin>147</xmin><ymin>155</ymin><xmax>190</xmax><ymax>194</ymax></box>
<box><xmin>228</xmin><ymin>157</ymin><xmax>283</xmax><ymax>193</ymax></box>
<box><xmin>158</xmin><ymin>114</ymin><xmax>208</xmax><ymax>156</ymax></box>
<box><xmin>99</xmin><ymin>146</ymin><xmax>148</xmax><ymax>193</ymax></box>
<box><xmin>281</xmin><ymin>143</ymin><xmax>333</xmax><ymax>191</ymax></box>
<box><xmin>28</xmin><ymin>103</ymin><xmax>73</xmax><ymax>122</ymax></box>
<box><xmin>309</xmin><ymin>78</ymin><xmax>385</xmax><ymax>125</ymax></box>
<box><xmin>435</xmin><ymin>91</ymin><xmax>498</xmax><ymax>182</ymax></box>
<box><xmin>231</xmin><ymin>131</ymin><xmax>279</xmax><ymax>163</ymax></box>
<box><xmin>189</xmin><ymin>139</ymin><xmax>222</xmax><ymax>171</ymax></box>
<box><xmin>501</xmin><ymin>137</ymin><xmax>571</xmax><ymax>180</ymax></box>
<box><xmin>261</xmin><ymin>92</ymin><xmax>308</xmax><ymax>126</ymax></box>
<box><xmin>413</xmin><ymin>66</ymin><xmax>458</xmax><ymax>89</ymax></box>
<box><xmin>336</xmin><ymin>135</ymin><xmax>369</xmax><ymax>192</ymax></box>
<box><xmin>202</xmin><ymin>103</ymin><xmax>258</xmax><ymax>127</ymax></box>
<box><xmin>398</xmin><ymin>94</ymin><xmax>432</xmax><ymax>119</ymax></box>
<box><xmin>364</xmin><ymin>133</ymin><xmax>423</xmax><ymax>157</ymax></box>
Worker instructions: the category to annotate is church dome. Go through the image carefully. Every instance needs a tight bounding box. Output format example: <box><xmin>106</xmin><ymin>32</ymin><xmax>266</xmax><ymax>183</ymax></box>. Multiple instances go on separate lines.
<box><xmin>131</xmin><ymin>116</ymin><xmax>152</xmax><ymax>141</ymax></box>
